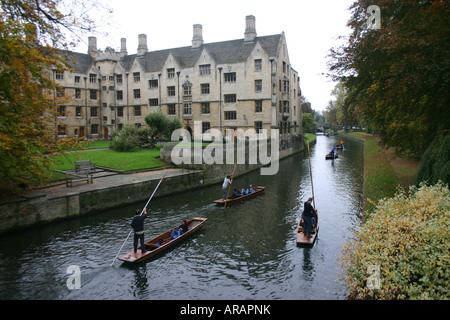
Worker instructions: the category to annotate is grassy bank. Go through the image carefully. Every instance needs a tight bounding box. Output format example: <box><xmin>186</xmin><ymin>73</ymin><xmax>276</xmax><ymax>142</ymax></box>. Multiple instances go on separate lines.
<box><xmin>349</xmin><ymin>132</ymin><xmax>418</xmax><ymax>214</ymax></box>
<box><xmin>48</xmin><ymin>148</ymin><xmax>163</xmax><ymax>181</ymax></box>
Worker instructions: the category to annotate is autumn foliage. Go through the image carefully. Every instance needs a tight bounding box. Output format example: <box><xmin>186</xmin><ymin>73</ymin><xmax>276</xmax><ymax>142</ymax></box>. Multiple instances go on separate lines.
<box><xmin>0</xmin><ymin>0</ymin><xmax>102</xmax><ymax>198</ymax></box>
<box><xmin>328</xmin><ymin>0</ymin><xmax>450</xmax><ymax>159</ymax></box>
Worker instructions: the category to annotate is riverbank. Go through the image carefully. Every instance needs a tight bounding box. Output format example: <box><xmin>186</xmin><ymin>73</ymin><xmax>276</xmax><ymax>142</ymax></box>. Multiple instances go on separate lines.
<box><xmin>343</xmin><ymin>132</ymin><xmax>419</xmax><ymax>215</ymax></box>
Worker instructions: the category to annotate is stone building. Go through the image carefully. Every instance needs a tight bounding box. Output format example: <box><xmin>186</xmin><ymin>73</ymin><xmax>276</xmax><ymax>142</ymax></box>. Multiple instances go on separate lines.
<box><xmin>53</xmin><ymin>15</ymin><xmax>302</xmax><ymax>145</ymax></box>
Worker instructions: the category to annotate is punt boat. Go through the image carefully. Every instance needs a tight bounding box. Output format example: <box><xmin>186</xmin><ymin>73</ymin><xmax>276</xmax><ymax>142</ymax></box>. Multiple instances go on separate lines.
<box><xmin>213</xmin><ymin>186</ymin><xmax>265</xmax><ymax>206</ymax></box>
<box><xmin>296</xmin><ymin>211</ymin><xmax>319</xmax><ymax>246</ymax></box>
<box><xmin>119</xmin><ymin>217</ymin><xmax>207</xmax><ymax>263</ymax></box>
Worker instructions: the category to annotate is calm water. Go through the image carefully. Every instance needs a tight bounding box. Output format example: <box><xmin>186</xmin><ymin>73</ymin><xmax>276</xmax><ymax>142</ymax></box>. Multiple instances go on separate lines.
<box><xmin>0</xmin><ymin>135</ymin><xmax>364</xmax><ymax>300</ymax></box>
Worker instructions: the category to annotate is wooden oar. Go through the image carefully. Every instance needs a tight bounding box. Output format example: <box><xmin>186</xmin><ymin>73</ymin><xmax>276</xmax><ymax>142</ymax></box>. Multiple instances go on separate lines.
<box><xmin>110</xmin><ymin>170</ymin><xmax>168</xmax><ymax>266</ymax></box>
<box><xmin>307</xmin><ymin>140</ymin><xmax>316</xmax><ymax>209</ymax></box>
<box><xmin>224</xmin><ymin>163</ymin><xmax>237</xmax><ymax>209</ymax></box>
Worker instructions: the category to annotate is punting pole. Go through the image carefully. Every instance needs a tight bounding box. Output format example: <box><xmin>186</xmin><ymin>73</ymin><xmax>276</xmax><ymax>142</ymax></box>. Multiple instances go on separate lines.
<box><xmin>224</xmin><ymin>163</ymin><xmax>237</xmax><ymax>209</ymax></box>
<box><xmin>110</xmin><ymin>170</ymin><xmax>168</xmax><ymax>267</ymax></box>
<box><xmin>307</xmin><ymin>140</ymin><xmax>316</xmax><ymax>208</ymax></box>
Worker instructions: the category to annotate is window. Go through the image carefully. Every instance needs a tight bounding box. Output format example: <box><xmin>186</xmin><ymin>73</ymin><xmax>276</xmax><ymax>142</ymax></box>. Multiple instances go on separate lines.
<box><xmin>134</xmin><ymin>89</ymin><xmax>141</xmax><ymax>99</ymax></box>
<box><xmin>75</xmin><ymin>89</ymin><xmax>81</xmax><ymax>99</ymax></box>
<box><xmin>168</xmin><ymin>104</ymin><xmax>176</xmax><ymax>115</ymax></box>
<box><xmin>183</xmin><ymin>85</ymin><xmax>192</xmax><ymax>97</ymax></box>
<box><xmin>75</xmin><ymin>107</ymin><xmax>82</xmax><ymax>117</ymax></box>
<box><xmin>202</xmin><ymin>102</ymin><xmax>210</xmax><ymax>114</ymax></box>
<box><xmin>149</xmin><ymin>98</ymin><xmax>159</xmax><ymax>107</ymax></box>
<box><xmin>74</xmin><ymin>76</ymin><xmax>80</xmax><ymax>83</ymax></box>
<box><xmin>57</xmin><ymin>106</ymin><xmax>65</xmax><ymax>117</ymax></box>
<box><xmin>254</xmin><ymin>59</ymin><xmax>262</xmax><ymax>72</ymax></box>
<box><xmin>89</xmin><ymin>74</ymin><xmax>97</xmax><ymax>83</ymax></box>
<box><xmin>57</xmin><ymin>125</ymin><xmax>66</xmax><ymax>136</ymax></box>
<box><xmin>183</xmin><ymin>102</ymin><xmax>192</xmax><ymax>115</ymax></box>
<box><xmin>202</xmin><ymin>122</ymin><xmax>210</xmax><ymax>134</ymax></box>
<box><xmin>283</xmin><ymin>101</ymin><xmax>290</xmax><ymax>113</ymax></box>
<box><xmin>89</xmin><ymin>89</ymin><xmax>97</xmax><ymax>100</ymax></box>
<box><xmin>201</xmin><ymin>83</ymin><xmax>210</xmax><ymax>94</ymax></box>
<box><xmin>109</xmin><ymin>76</ymin><xmax>114</xmax><ymax>82</ymax></box>
<box><xmin>56</xmin><ymin>72</ymin><xmax>64</xmax><ymax>80</ymax></box>
<box><xmin>116</xmin><ymin>90</ymin><xmax>123</xmax><ymax>100</ymax></box>
<box><xmin>255</xmin><ymin>121</ymin><xmax>263</xmax><ymax>133</ymax></box>
<box><xmin>133</xmin><ymin>72</ymin><xmax>140</xmax><ymax>82</ymax></box>
<box><xmin>255</xmin><ymin>100</ymin><xmax>262</xmax><ymax>113</ymax></box>
<box><xmin>224</xmin><ymin>94</ymin><xmax>236</xmax><ymax>103</ymax></box>
<box><xmin>91</xmin><ymin>107</ymin><xmax>98</xmax><ymax>117</ymax></box>
<box><xmin>224</xmin><ymin>111</ymin><xmax>237</xmax><ymax>120</ymax></box>
<box><xmin>283</xmin><ymin>80</ymin><xmax>290</xmax><ymax>93</ymax></box>
<box><xmin>148</xmin><ymin>79</ymin><xmax>158</xmax><ymax>88</ymax></box>
<box><xmin>167</xmin><ymin>86</ymin><xmax>176</xmax><ymax>96</ymax></box>
<box><xmin>135</xmin><ymin>106</ymin><xmax>141</xmax><ymax>116</ymax></box>
<box><xmin>56</xmin><ymin>88</ymin><xmax>64</xmax><ymax>97</ymax></box>
<box><xmin>91</xmin><ymin>124</ymin><xmax>98</xmax><ymax>135</ymax></box>
<box><xmin>255</xmin><ymin>80</ymin><xmax>262</xmax><ymax>92</ymax></box>
<box><xmin>167</xmin><ymin>68</ymin><xmax>175</xmax><ymax>79</ymax></box>
<box><xmin>199</xmin><ymin>64</ymin><xmax>211</xmax><ymax>76</ymax></box>
<box><xmin>116</xmin><ymin>74</ymin><xmax>123</xmax><ymax>84</ymax></box>
<box><xmin>224</xmin><ymin>72</ymin><xmax>236</xmax><ymax>82</ymax></box>
<box><xmin>283</xmin><ymin>61</ymin><xmax>287</xmax><ymax>73</ymax></box>
<box><xmin>117</xmin><ymin>107</ymin><xmax>124</xmax><ymax>117</ymax></box>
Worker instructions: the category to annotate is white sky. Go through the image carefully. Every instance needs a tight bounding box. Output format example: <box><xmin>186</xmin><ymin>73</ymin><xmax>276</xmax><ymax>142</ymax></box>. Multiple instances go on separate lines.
<box><xmin>77</xmin><ymin>0</ymin><xmax>355</xmax><ymax>112</ymax></box>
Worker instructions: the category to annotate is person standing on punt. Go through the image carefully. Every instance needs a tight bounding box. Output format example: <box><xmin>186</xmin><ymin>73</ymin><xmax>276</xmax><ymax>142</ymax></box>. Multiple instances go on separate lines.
<box><xmin>222</xmin><ymin>175</ymin><xmax>232</xmax><ymax>200</ymax></box>
<box><xmin>303</xmin><ymin>197</ymin><xmax>316</xmax><ymax>238</ymax></box>
<box><xmin>131</xmin><ymin>208</ymin><xmax>147</xmax><ymax>255</ymax></box>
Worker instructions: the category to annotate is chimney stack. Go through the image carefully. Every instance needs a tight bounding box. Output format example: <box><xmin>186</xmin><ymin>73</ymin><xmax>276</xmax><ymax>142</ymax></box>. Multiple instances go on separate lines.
<box><xmin>120</xmin><ymin>38</ymin><xmax>128</xmax><ymax>55</ymax></box>
<box><xmin>192</xmin><ymin>24</ymin><xmax>204</xmax><ymax>49</ymax></box>
<box><xmin>244</xmin><ymin>15</ymin><xmax>257</xmax><ymax>42</ymax></box>
<box><xmin>137</xmin><ymin>34</ymin><xmax>148</xmax><ymax>56</ymax></box>
<box><xmin>88</xmin><ymin>36</ymin><xmax>98</xmax><ymax>57</ymax></box>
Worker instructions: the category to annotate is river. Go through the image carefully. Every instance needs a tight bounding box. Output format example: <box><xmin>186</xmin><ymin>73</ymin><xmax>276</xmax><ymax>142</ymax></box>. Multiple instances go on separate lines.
<box><xmin>0</xmin><ymin>135</ymin><xmax>364</xmax><ymax>300</ymax></box>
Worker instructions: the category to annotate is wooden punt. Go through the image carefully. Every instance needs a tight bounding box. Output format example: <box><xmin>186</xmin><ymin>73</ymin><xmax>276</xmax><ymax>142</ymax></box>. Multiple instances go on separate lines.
<box><xmin>213</xmin><ymin>186</ymin><xmax>265</xmax><ymax>206</ymax></box>
<box><xmin>119</xmin><ymin>217</ymin><xmax>207</xmax><ymax>263</ymax></box>
<box><xmin>325</xmin><ymin>153</ymin><xmax>338</xmax><ymax>160</ymax></box>
<box><xmin>296</xmin><ymin>211</ymin><xmax>319</xmax><ymax>246</ymax></box>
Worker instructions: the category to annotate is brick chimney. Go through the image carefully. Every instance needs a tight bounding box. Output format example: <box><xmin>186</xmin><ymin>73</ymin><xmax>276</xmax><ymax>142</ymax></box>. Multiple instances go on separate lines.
<box><xmin>192</xmin><ymin>24</ymin><xmax>203</xmax><ymax>49</ymax></box>
<box><xmin>244</xmin><ymin>15</ymin><xmax>257</xmax><ymax>42</ymax></box>
<box><xmin>88</xmin><ymin>36</ymin><xmax>98</xmax><ymax>57</ymax></box>
<box><xmin>120</xmin><ymin>38</ymin><xmax>128</xmax><ymax>55</ymax></box>
<box><xmin>137</xmin><ymin>34</ymin><xmax>148</xmax><ymax>56</ymax></box>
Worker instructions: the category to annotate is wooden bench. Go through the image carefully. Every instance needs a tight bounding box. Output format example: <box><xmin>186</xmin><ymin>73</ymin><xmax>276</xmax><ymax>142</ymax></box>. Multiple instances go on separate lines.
<box><xmin>65</xmin><ymin>160</ymin><xmax>96</xmax><ymax>187</ymax></box>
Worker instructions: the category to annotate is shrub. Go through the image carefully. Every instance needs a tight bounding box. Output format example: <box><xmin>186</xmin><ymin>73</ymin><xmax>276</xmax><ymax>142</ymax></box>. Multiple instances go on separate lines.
<box><xmin>340</xmin><ymin>182</ymin><xmax>450</xmax><ymax>299</ymax></box>
<box><xmin>110</xmin><ymin>124</ymin><xmax>140</xmax><ymax>152</ymax></box>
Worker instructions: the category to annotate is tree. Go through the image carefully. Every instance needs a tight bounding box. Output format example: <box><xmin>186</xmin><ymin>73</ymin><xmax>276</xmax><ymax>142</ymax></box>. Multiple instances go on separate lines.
<box><xmin>328</xmin><ymin>0</ymin><xmax>450</xmax><ymax>157</ymax></box>
<box><xmin>0</xmin><ymin>0</ymin><xmax>109</xmax><ymax>198</ymax></box>
<box><xmin>144</xmin><ymin>111</ymin><xmax>182</xmax><ymax>146</ymax></box>
<box><xmin>302</xmin><ymin>113</ymin><xmax>315</xmax><ymax>133</ymax></box>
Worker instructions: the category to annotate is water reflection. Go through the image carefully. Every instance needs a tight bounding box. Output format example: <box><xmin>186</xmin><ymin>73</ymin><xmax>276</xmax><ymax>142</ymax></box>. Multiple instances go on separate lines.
<box><xmin>0</xmin><ymin>135</ymin><xmax>363</xmax><ymax>300</ymax></box>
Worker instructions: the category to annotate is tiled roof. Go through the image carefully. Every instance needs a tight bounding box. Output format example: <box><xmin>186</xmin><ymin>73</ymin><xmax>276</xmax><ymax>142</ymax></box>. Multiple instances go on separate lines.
<box><xmin>59</xmin><ymin>34</ymin><xmax>282</xmax><ymax>74</ymax></box>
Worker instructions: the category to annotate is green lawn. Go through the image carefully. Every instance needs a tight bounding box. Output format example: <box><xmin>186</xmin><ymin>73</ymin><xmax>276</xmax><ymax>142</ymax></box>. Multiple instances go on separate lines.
<box><xmin>49</xmin><ymin>148</ymin><xmax>163</xmax><ymax>181</ymax></box>
<box><xmin>350</xmin><ymin>133</ymin><xmax>398</xmax><ymax>214</ymax></box>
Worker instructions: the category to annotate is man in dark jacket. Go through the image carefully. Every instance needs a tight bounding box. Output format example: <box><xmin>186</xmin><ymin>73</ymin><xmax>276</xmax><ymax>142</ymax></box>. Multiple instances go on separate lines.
<box><xmin>131</xmin><ymin>208</ymin><xmax>147</xmax><ymax>255</ymax></box>
<box><xmin>302</xmin><ymin>197</ymin><xmax>316</xmax><ymax>238</ymax></box>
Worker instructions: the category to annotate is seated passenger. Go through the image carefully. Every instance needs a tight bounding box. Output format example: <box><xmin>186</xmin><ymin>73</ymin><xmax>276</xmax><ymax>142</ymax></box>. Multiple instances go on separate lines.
<box><xmin>241</xmin><ymin>188</ymin><xmax>247</xmax><ymax>195</ymax></box>
<box><xmin>248</xmin><ymin>185</ymin><xmax>254</xmax><ymax>193</ymax></box>
<box><xmin>170</xmin><ymin>227</ymin><xmax>181</xmax><ymax>239</ymax></box>
<box><xmin>156</xmin><ymin>237</ymin><xmax>164</xmax><ymax>245</ymax></box>
<box><xmin>232</xmin><ymin>188</ymin><xmax>239</xmax><ymax>197</ymax></box>
<box><xmin>180</xmin><ymin>220</ymin><xmax>189</xmax><ymax>233</ymax></box>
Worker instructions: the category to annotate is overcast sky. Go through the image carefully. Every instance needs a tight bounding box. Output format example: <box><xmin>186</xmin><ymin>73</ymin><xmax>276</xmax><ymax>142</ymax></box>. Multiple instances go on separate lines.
<box><xmin>79</xmin><ymin>0</ymin><xmax>355</xmax><ymax>112</ymax></box>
